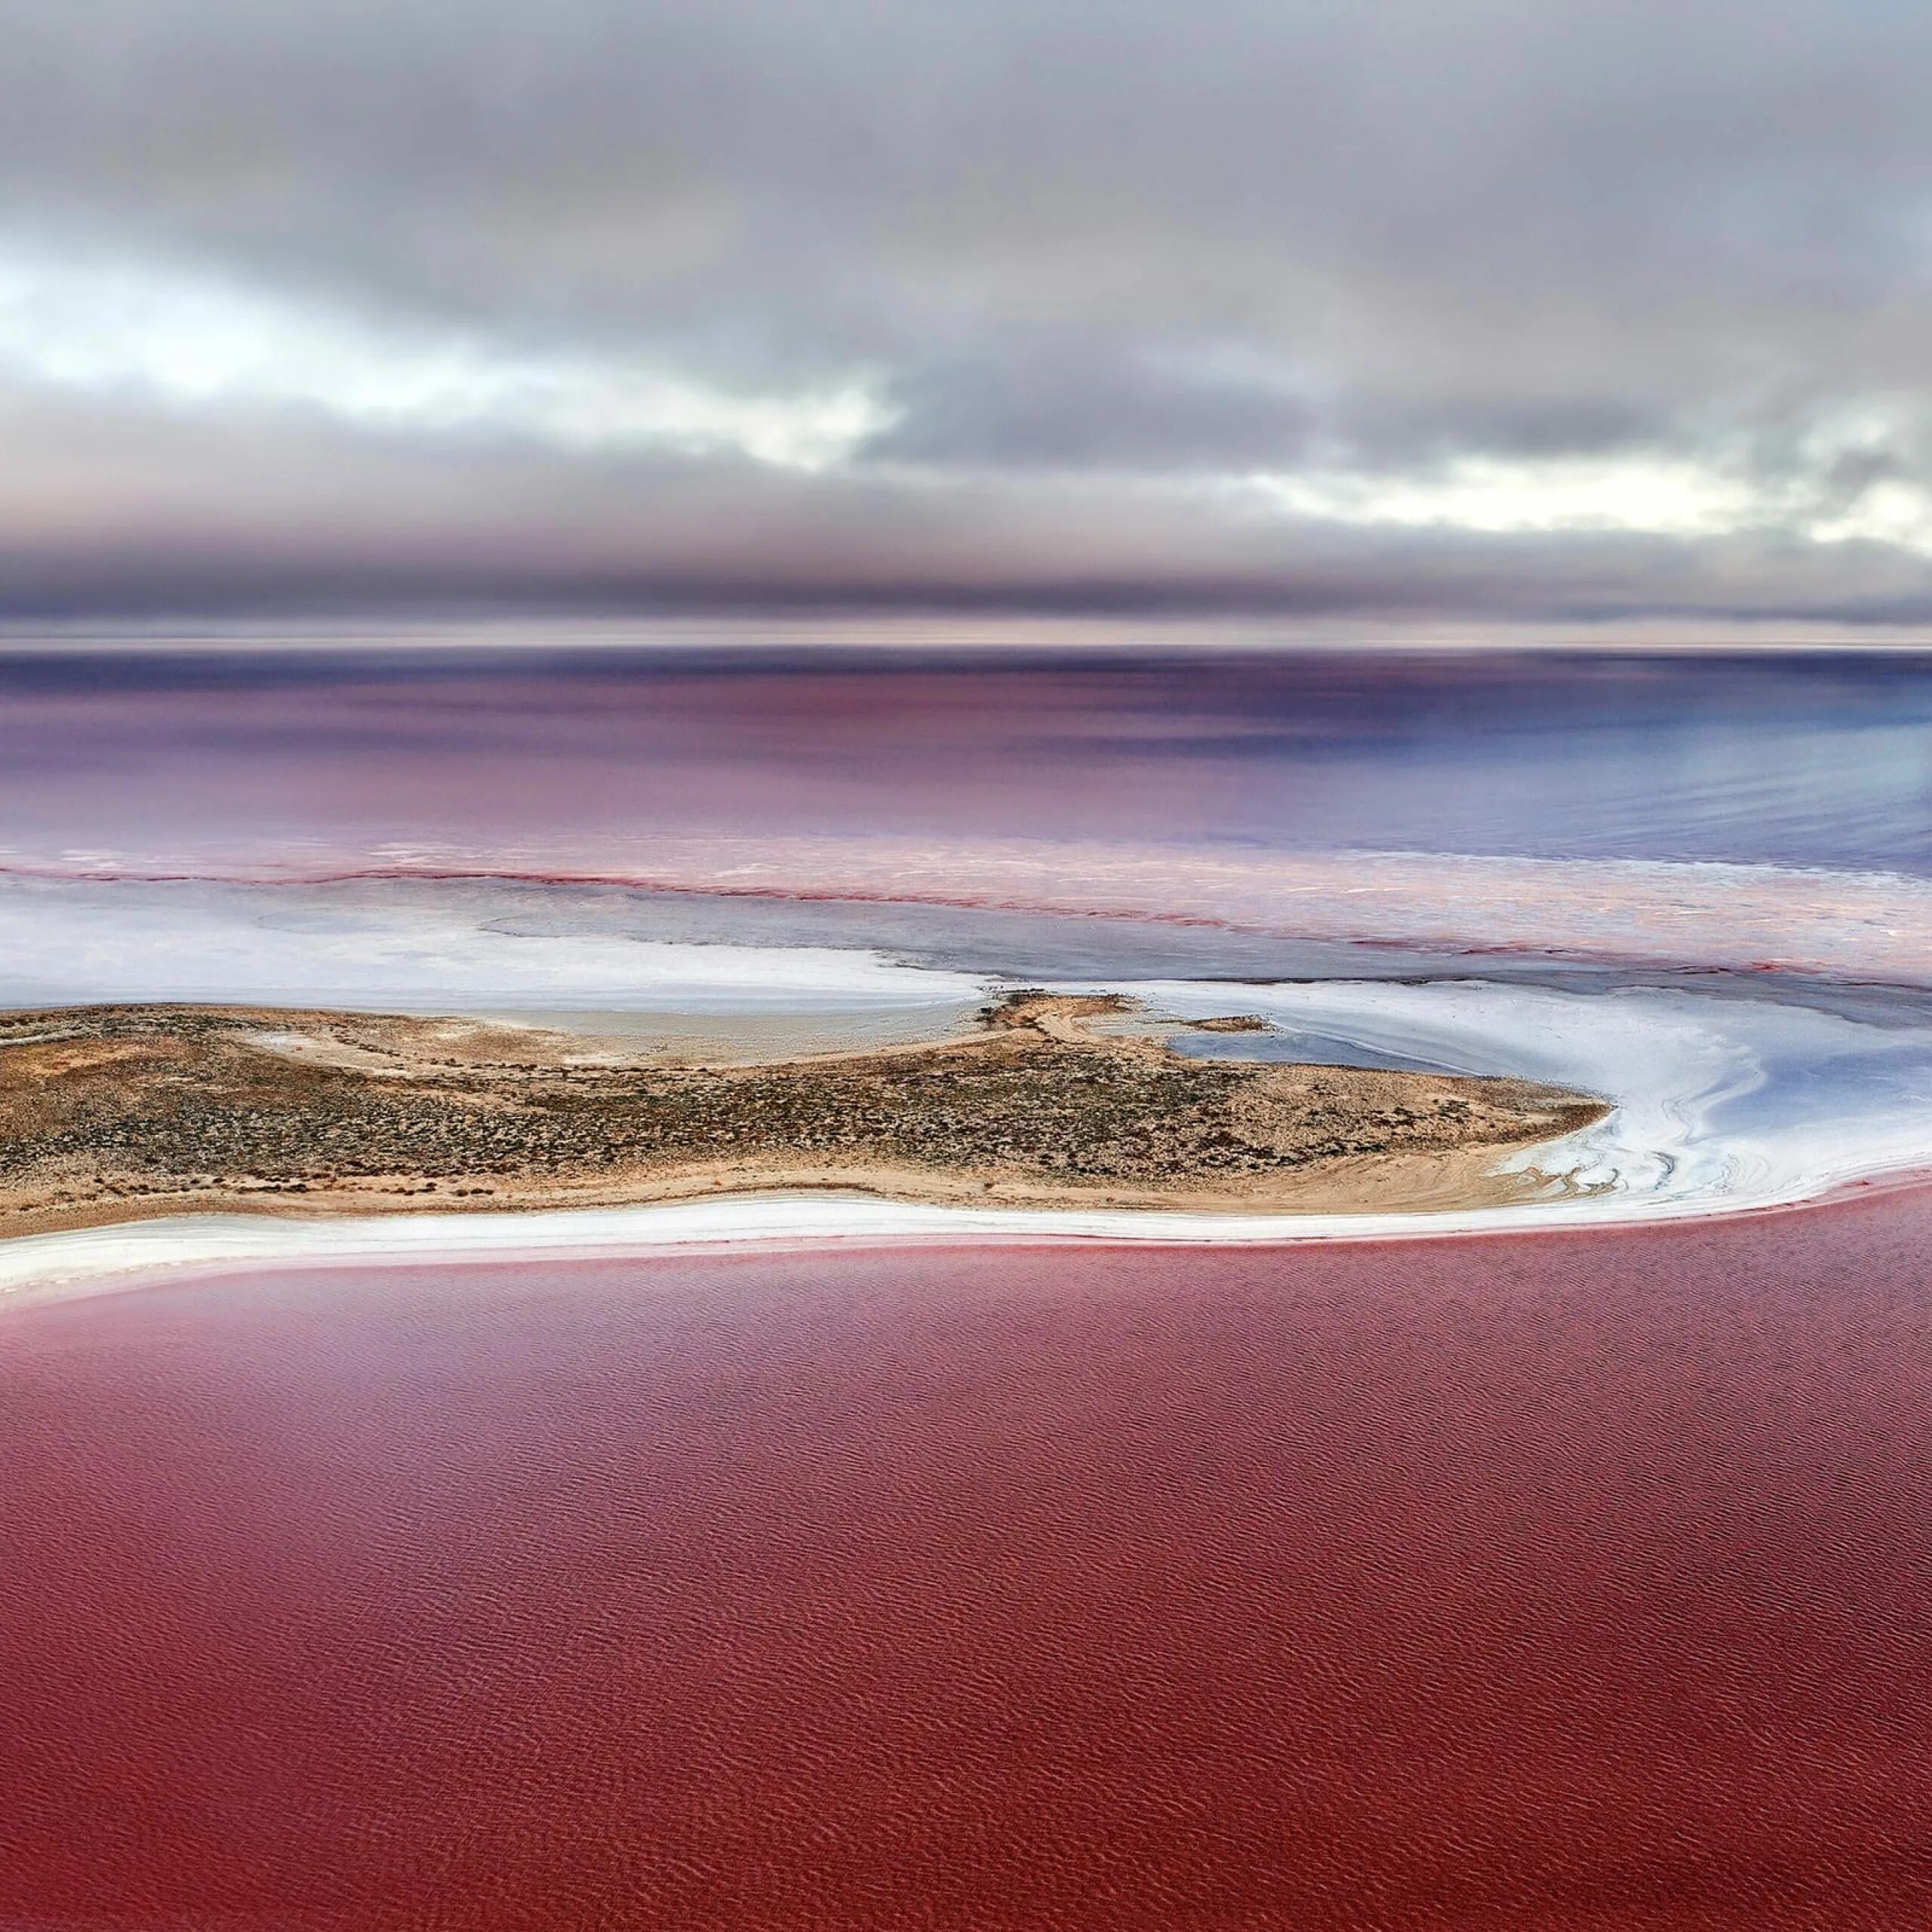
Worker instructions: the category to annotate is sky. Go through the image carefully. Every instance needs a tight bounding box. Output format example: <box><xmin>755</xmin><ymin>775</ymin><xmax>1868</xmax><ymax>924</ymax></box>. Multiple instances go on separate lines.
<box><xmin>8</xmin><ymin>0</ymin><xmax>1932</xmax><ymax>637</ymax></box>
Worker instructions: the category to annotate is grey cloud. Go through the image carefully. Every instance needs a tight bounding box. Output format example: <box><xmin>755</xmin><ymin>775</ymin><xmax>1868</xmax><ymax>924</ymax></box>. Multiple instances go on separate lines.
<box><xmin>863</xmin><ymin>342</ymin><xmax>1318</xmax><ymax>470</ymax></box>
<box><xmin>3</xmin><ymin>389</ymin><xmax>1930</xmax><ymax>629</ymax></box>
<box><xmin>5</xmin><ymin>0</ymin><xmax>1932</xmax><ymax>625</ymax></box>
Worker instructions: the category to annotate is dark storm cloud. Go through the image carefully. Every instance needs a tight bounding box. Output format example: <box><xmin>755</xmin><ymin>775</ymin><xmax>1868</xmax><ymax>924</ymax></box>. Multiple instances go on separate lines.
<box><xmin>6</xmin><ymin>0</ymin><xmax>1932</xmax><ymax>629</ymax></box>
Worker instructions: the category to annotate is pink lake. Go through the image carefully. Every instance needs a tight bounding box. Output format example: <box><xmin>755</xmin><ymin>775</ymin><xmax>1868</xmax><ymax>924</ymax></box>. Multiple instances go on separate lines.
<box><xmin>4</xmin><ymin>1193</ymin><xmax>1930</xmax><ymax>1928</ymax></box>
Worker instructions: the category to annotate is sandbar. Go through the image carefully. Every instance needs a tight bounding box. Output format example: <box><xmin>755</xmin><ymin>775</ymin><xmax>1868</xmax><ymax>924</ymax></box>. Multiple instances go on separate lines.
<box><xmin>0</xmin><ymin>992</ymin><xmax>1606</xmax><ymax>1244</ymax></box>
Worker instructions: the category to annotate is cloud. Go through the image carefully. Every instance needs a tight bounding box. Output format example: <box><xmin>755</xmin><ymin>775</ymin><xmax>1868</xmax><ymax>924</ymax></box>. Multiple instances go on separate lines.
<box><xmin>3</xmin><ymin>0</ymin><xmax>1932</xmax><ymax>629</ymax></box>
<box><xmin>1246</xmin><ymin>407</ymin><xmax>1932</xmax><ymax>555</ymax></box>
<box><xmin>0</xmin><ymin>238</ymin><xmax>892</xmax><ymax>469</ymax></box>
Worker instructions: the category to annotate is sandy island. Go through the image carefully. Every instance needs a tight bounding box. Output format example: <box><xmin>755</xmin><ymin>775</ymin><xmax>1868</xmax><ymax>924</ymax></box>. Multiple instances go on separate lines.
<box><xmin>0</xmin><ymin>992</ymin><xmax>1609</xmax><ymax>1239</ymax></box>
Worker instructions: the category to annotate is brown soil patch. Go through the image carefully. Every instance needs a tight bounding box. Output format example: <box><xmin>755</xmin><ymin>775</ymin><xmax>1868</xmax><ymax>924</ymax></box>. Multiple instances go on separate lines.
<box><xmin>0</xmin><ymin>993</ymin><xmax>1609</xmax><ymax>1236</ymax></box>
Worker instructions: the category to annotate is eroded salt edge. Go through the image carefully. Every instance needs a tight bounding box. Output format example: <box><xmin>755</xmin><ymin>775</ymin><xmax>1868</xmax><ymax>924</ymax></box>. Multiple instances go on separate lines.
<box><xmin>8</xmin><ymin>974</ymin><xmax>1932</xmax><ymax>1306</ymax></box>
<box><xmin>8</xmin><ymin>845</ymin><xmax>1932</xmax><ymax>986</ymax></box>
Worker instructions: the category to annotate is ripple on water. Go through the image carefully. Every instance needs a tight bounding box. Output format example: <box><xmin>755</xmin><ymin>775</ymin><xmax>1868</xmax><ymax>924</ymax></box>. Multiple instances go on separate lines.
<box><xmin>3</xmin><ymin>1191</ymin><xmax>1931</xmax><ymax>1928</ymax></box>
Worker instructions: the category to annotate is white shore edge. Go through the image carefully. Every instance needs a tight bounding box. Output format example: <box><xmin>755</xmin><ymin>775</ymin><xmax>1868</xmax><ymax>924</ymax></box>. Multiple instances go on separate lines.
<box><xmin>2</xmin><ymin>1155</ymin><xmax>1924</xmax><ymax>1313</ymax></box>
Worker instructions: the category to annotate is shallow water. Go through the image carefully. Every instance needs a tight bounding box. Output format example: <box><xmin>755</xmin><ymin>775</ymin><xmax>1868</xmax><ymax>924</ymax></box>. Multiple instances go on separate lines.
<box><xmin>8</xmin><ymin>646</ymin><xmax>1932</xmax><ymax>991</ymax></box>
<box><xmin>5</xmin><ymin>1195</ymin><xmax>1930</xmax><ymax>1929</ymax></box>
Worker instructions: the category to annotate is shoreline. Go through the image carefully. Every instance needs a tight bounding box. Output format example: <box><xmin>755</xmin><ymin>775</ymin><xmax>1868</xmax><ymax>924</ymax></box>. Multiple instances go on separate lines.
<box><xmin>8</xmin><ymin>975</ymin><xmax>1932</xmax><ymax>1309</ymax></box>
<box><xmin>8</xmin><ymin>851</ymin><xmax>1932</xmax><ymax>990</ymax></box>
<box><xmin>8</xmin><ymin>1159</ymin><xmax>1930</xmax><ymax>1315</ymax></box>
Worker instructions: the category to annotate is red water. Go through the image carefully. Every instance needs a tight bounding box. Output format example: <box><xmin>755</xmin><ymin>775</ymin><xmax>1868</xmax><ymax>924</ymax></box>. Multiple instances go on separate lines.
<box><xmin>5</xmin><ymin>1198</ymin><xmax>1931</xmax><ymax>1929</ymax></box>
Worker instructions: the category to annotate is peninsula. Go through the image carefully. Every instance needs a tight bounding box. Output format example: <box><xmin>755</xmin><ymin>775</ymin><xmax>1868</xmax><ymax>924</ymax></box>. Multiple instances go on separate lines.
<box><xmin>0</xmin><ymin>993</ymin><xmax>1608</xmax><ymax>1235</ymax></box>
